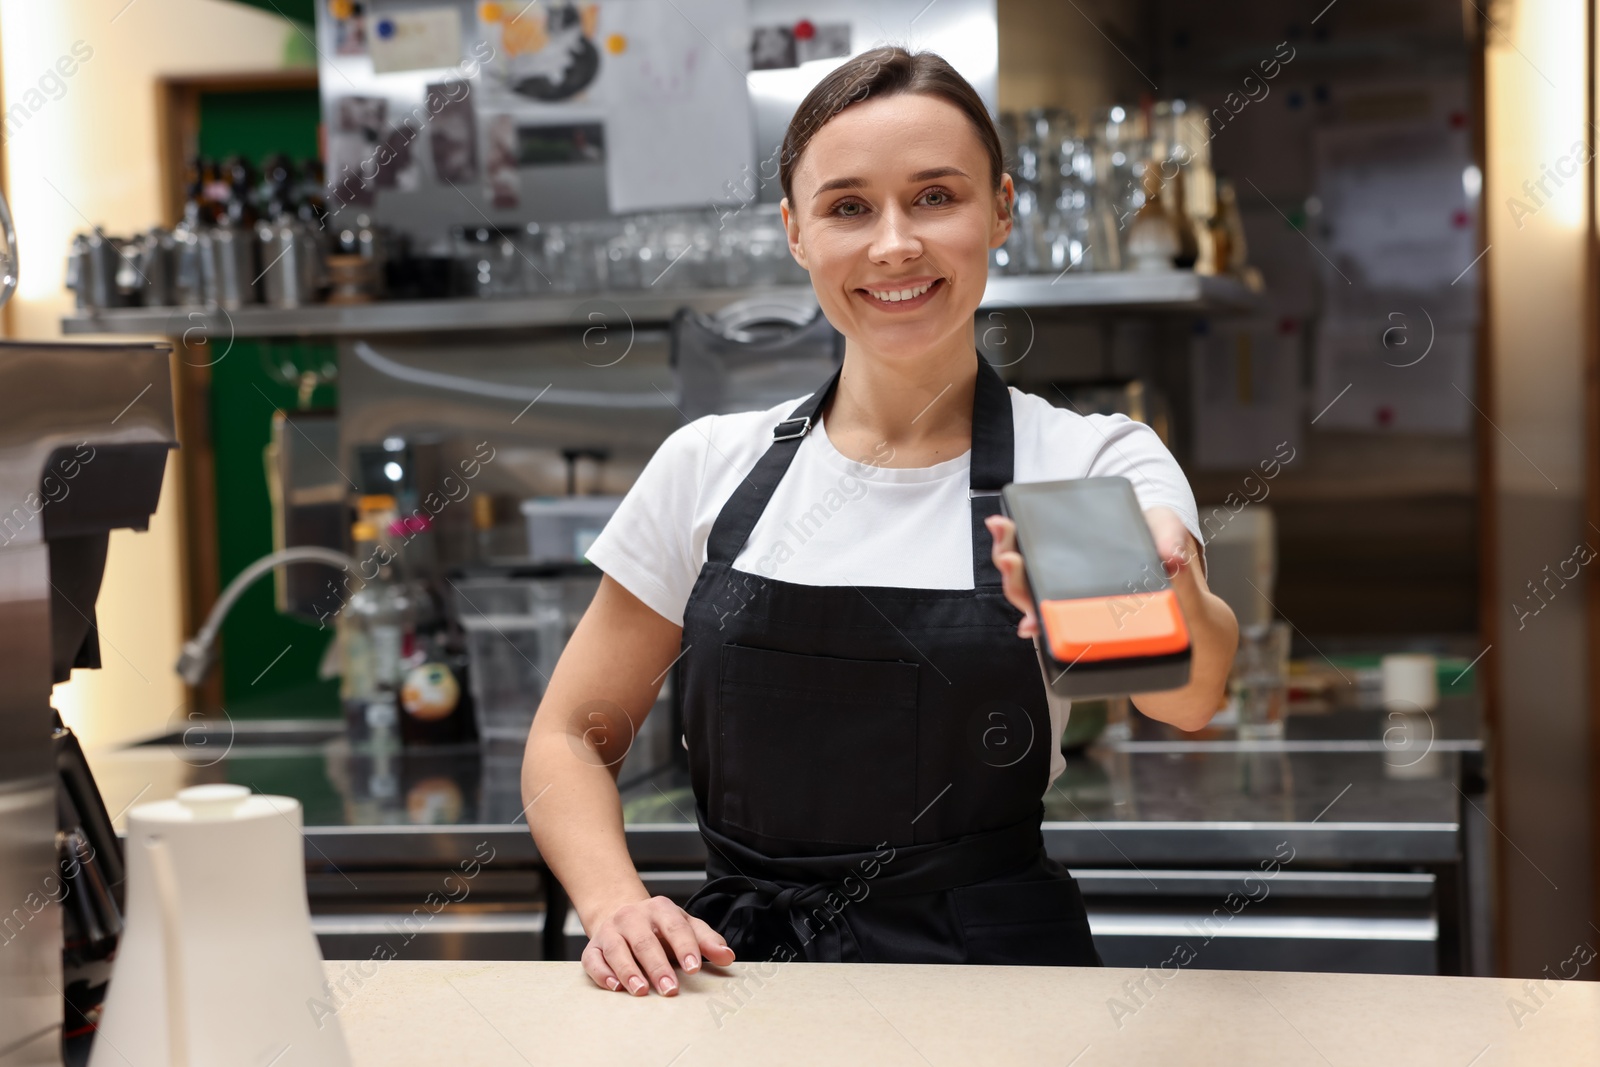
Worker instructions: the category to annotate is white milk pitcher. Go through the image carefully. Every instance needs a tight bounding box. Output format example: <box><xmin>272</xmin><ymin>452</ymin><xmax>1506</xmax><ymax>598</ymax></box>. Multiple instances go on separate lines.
<box><xmin>91</xmin><ymin>784</ymin><xmax>352</xmax><ymax>1067</ymax></box>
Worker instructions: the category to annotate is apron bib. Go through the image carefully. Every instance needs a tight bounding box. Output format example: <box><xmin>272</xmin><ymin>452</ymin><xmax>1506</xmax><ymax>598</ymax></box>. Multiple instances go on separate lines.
<box><xmin>678</xmin><ymin>351</ymin><xmax>1101</xmax><ymax>966</ymax></box>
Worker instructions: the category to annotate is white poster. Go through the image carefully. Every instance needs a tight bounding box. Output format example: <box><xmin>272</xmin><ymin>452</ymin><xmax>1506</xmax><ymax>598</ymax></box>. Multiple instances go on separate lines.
<box><xmin>596</xmin><ymin>0</ymin><xmax>754</xmax><ymax>212</ymax></box>
<box><xmin>1311</xmin><ymin>313</ymin><xmax>1473</xmax><ymax>434</ymax></box>
<box><xmin>368</xmin><ymin>6</ymin><xmax>465</xmax><ymax>74</ymax></box>
<box><xmin>1191</xmin><ymin>318</ymin><xmax>1304</xmax><ymax>469</ymax></box>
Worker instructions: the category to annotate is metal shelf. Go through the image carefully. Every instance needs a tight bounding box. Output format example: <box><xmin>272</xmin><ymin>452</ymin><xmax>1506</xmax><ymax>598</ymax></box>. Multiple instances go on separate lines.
<box><xmin>59</xmin><ymin>272</ymin><xmax>1258</xmax><ymax>339</ymax></box>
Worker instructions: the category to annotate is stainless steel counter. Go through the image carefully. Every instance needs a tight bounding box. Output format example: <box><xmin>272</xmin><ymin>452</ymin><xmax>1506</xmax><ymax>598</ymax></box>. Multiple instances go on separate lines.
<box><xmin>90</xmin><ymin>704</ymin><xmax>1481</xmax><ymax>865</ymax></box>
<box><xmin>87</xmin><ymin>700</ymin><xmax>1488</xmax><ymax>976</ymax></box>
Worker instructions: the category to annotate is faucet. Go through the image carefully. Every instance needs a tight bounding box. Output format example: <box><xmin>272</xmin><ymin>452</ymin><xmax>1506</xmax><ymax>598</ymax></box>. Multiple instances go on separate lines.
<box><xmin>176</xmin><ymin>545</ymin><xmax>362</xmax><ymax>685</ymax></box>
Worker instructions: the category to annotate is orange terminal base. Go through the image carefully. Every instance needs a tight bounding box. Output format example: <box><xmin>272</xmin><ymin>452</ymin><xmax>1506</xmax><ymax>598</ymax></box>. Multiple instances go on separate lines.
<box><xmin>1038</xmin><ymin>588</ymin><xmax>1190</xmax><ymax>665</ymax></box>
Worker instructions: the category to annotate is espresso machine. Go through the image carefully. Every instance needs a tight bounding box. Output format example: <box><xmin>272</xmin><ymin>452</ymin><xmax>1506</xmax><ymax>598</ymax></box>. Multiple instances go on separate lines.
<box><xmin>0</xmin><ymin>338</ymin><xmax>177</xmax><ymax>1065</ymax></box>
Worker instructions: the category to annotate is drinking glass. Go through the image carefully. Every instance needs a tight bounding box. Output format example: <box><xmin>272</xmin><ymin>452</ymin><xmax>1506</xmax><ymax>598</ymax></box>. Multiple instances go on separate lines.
<box><xmin>1232</xmin><ymin>620</ymin><xmax>1291</xmax><ymax>740</ymax></box>
<box><xmin>516</xmin><ymin>222</ymin><xmax>552</xmax><ymax>295</ymax></box>
<box><xmin>1040</xmin><ymin>134</ymin><xmax>1119</xmax><ymax>273</ymax></box>
<box><xmin>653</xmin><ymin>210</ymin><xmax>714</xmax><ymax>290</ymax></box>
<box><xmin>540</xmin><ymin>221</ymin><xmax>578</xmax><ymax>293</ymax></box>
<box><xmin>545</xmin><ymin>219</ymin><xmax>610</xmax><ymax>293</ymax></box>
<box><xmin>603</xmin><ymin>218</ymin><xmax>646</xmax><ymax>290</ymax></box>
<box><xmin>1093</xmin><ymin>105</ymin><xmax>1150</xmax><ymax>245</ymax></box>
<box><xmin>451</xmin><ymin>225</ymin><xmax>522</xmax><ymax>298</ymax></box>
<box><xmin>736</xmin><ymin>204</ymin><xmax>796</xmax><ymax>287</ymax></box>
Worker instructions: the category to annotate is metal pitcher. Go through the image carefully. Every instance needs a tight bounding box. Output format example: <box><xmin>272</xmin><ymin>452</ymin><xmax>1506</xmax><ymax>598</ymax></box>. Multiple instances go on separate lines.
<box><xmin>135</xmin><ymin>226</ymin><xmax>176</xmax><ymax>307</ymax></box>
<box><xmin>171</xmin><ymin>219</ymin><xmax>205</xmax><ymax>305</ymax></box>
<box><xmin>200</xmin><ymin>223</ymin><xmax>259</xmax><ymax>308</ymax></box>
<box><xmin>257</xmin><ymin>213</ymin><xmax>325</xmax><ymax>308</ymax></box>
<box><xmin>85</xmin><ymin>227</ymin><xmax>126</xmax><ymax>309</ymax></box>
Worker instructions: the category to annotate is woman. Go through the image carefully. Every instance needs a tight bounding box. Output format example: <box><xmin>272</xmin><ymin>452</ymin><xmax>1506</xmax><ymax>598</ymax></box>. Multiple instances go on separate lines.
<box><xmin>523</xmin><ymin>46</ymin><xmax>1239</xmax><ymax>997</ymax></box>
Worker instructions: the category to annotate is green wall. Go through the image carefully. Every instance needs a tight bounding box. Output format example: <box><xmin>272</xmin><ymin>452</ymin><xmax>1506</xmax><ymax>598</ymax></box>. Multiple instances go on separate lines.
<box><xmin>212</xmin><ymin>342</ymin><xmax>340</xmax><ymax>718</ymax></box>
<box><xmin>197</xmin><ymin>87</ymin><xmax>322</xmax><ymax>166</ymax></box>
<box><xmin>225</xmin><ymin>0</ymin><xmax>318</xmax><ymax>26</ymax></box>
<box><xmin>196</xmin><ymin>84</ymin><xmax>338</xmax><ymax>718</ymax></box>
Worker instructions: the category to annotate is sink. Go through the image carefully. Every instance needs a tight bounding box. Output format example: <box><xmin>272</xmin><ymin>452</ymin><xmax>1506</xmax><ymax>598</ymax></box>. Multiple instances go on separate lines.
<box><xmin>126</xmin><ymin>718</ymin><xmax>344</xmax><ymax>749</ymax></box>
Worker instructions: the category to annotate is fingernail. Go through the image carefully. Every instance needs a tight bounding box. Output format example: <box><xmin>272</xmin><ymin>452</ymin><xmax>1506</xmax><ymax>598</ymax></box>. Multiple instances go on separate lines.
<box><xmin>659</xmin><ymin>975</ymin><xmax>677</xmax><ymax>994</ymax></box>
<box><xmin>628</xmin><ymin>976</ymin><xmax>647</xmax><ymax>995</ymax></box>
<box><xmin>606</xmin><ymin>977</ymin><xmax>620</xmax><ymax>991</ymax></box>
<box><xmin>685</xmin><ymin>954</ymin><xmax>699</xmax><ymax>971</ymax></box>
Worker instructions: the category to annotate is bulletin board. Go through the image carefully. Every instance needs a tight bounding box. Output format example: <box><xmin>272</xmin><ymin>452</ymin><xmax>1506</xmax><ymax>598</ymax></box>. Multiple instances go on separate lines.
<box><xmin>311</xmin><ymin>0</ymin><xmax>998</xmax><ymax>245</ymax></box>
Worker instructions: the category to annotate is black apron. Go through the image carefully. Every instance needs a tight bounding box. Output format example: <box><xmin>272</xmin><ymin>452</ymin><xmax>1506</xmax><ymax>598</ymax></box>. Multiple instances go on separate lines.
<box><xmin>679</xmin><ymin>350</ymin><xmax>1101</xmax><ymax>967</ymax></box>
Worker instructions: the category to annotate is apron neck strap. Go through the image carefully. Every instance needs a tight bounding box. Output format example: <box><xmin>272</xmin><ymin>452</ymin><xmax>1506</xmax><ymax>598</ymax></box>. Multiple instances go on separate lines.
<box><xmin>705</xmin><ymin>351</ymin><xmax>1014</xmax><ymax>589</ymax></box>
<box><xmin>966</xmin><ymin>352</ymin><xmax>1013</xmax><ymax>589</ymax></box>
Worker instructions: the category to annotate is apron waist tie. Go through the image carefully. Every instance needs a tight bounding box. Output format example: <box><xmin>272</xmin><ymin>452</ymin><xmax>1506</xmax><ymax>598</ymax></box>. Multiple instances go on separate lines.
<box><xmin>686</xmin><ymin>809</ymin><xmax>1046</xmax><ymax>963</ymax></box>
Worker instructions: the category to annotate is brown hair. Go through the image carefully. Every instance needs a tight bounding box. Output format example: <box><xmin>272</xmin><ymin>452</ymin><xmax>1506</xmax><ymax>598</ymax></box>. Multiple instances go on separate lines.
<box><xmin>777</xmin><ymin>46</ymin><xmax>1007</xmax><ymax>206</ymax></box>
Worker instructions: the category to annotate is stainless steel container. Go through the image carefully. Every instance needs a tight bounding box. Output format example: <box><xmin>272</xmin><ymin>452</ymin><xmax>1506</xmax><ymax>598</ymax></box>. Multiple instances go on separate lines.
<box><xmin>171</xmin><ymin>220</ymin><xmax>205</xmax><ymax>305</ymax></box>
<box><xmin>200</xmin><ymin>223</ymin><xmax>259</xmax><ymax>308</ymax></box>
<box><xmin>134</xmin><ymin>226</ymin><xmax>176</xmax><ymax>307</ymax></box>
<box><xmin>112</xmin><ymin>235</ymin><xmax>142</xmax><ymax>306</ymax></box>
<box><xmin>257</xmin><ymin>213</ymin><xmax>325</xmax><ymax>308</ymax></box>
<box><xmin>85</xmin><ymin>227</ymin><xmax>125</xmax><ymax>309</ymax></box>
<box><xmin>65</xmin><ymin>231</ymin><xmax>94</xmax><ymax>309</ymax></box>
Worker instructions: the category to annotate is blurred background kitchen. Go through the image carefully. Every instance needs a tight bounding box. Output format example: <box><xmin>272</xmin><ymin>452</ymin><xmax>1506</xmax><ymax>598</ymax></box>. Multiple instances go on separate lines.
<box><xmin>3</xmin><ymin>0</ymin><xmax>1596</xmax><ymax>1048</ymax></box>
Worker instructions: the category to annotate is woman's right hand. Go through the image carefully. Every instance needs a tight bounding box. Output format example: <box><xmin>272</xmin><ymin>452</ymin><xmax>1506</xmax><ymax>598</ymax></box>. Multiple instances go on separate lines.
<box><xmin>580</xmin><ymin>895</ymin><xmax>737</xmax><ymax>996</ymax></box>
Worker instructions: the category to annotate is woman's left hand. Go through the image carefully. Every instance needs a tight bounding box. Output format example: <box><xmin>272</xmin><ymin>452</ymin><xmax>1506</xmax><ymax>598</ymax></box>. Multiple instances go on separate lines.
<box><xmin>984</xmin><ymin>506</ymin><xmax>1199</xmax><ymax>636</ymax></box>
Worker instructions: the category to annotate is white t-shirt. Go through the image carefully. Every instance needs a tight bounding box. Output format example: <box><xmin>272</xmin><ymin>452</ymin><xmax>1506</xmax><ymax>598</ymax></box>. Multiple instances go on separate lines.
<box><xmin>585</xmin><ymin>386</ymin><xmax>1204</xmax><ymax>793</ymax></box>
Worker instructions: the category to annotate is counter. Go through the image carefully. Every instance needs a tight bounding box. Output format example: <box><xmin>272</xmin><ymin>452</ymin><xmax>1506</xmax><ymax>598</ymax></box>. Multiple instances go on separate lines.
<box><xmin>324</xmin><ymin>959</ymin><xmax>1597</xmax><ymax>1066</ymax></box>
<box><xmin>91</xmin><ymin>705</ymin><xmax>1482</xmax><ymax>867</ymax></box>
<box><xmin>87</xmin><ymin>702</ymin><xmax>1487</xmax><ymax>975</ymax></box>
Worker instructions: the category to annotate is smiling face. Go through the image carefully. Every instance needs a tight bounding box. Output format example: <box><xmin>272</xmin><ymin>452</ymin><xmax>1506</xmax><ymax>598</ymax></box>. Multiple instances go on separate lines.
<box><xmin>780</xmin><ymin>92</ymin><xmax>1013</xmax><ymax>367</ymax></box>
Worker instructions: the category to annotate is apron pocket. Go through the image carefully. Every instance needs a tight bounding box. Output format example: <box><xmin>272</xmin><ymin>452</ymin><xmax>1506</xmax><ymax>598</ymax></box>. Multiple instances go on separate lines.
<box><xmin>953</xmin><ymin>875</ymin><xmax>1099</xmax><ymax>966</ymax></box>
<box><xmin>716</xmin><ymin>642</ymin><xmax>920</xmax><ymax>849</ymax></box>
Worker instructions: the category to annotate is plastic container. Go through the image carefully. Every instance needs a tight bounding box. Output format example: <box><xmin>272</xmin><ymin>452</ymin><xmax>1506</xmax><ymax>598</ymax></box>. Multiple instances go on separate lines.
<box><xmin>519</xmin><ymin>496</ymin><xmax>623</xmax><ymax>565</ymax></box>
<box><xmin>454</xmin><ymin>578</ymin><xmax>562</xmax><ymax>743</ymax></box>
<box><xmin>451</xmin><ymin>571</ymin><xmax>604</xmax><ymax>743</ymax></box>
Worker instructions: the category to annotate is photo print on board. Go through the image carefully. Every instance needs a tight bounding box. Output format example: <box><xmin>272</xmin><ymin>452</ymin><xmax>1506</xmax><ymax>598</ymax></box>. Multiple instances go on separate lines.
<box><xmin>427</xmin><ymin>80</ymin><xmax>480</xmax><ymax>184</ymax></box>
<box><xmin>327</xmin><ymin>95</ymin><xmax>388</xmax><ymax>206</ymax></box>
<box><xmin>485</xmin><ymin>113</ymin><xmax>521</xmax><ymax>208</ymax></box>
<box><xmin>750</xmin><ymin>25</ymin><xmax>795</xmax><ymax>70</ymax></box>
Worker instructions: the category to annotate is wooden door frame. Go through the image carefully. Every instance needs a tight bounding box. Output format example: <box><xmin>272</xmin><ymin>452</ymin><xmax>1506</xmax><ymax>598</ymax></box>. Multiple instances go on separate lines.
<box><xmin>155</xmin><ymin>69</ymin><xmax>319</xmax><ymax>228</ymax></box>
<box><xmin>0</xmin><ymin>25</ymin><xmax>11</xmax><ymax>341</ymax></box>
<box><xmin>1584</xmin><ymin>0</ymin><xmax>1600</xmax><ymax>959</ymax></box>
<box><xmin>1464</xmin><ymin>0</ymin><xmax>1503</xmax><ymax>976</ymax></box>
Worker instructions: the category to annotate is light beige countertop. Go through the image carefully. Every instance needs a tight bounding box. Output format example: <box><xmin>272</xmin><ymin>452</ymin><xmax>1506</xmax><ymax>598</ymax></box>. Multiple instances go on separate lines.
<box><xmin>323</xmin><ymin>960</ymin><xmax>1599</xmax><ymax>1065</ymax></box>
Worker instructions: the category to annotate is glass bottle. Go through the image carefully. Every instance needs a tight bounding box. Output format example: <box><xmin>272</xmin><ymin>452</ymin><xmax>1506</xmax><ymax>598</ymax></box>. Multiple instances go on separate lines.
<box><xmin>1208</xmin><ymin>177</ymin><xmax>1249</xmax><ymax>275</ymax></box>
<box><xmin>1163</xmin><ymin>166</ymin><xmax>1201</xmax><ymax>270</ymax></box>
<box><xmin>222</xmin><ymin>155</ymin><xmax>259</xmax><ymax>228</ymax></box>
<box><xmin>1126</xmin><ymin>160</ymin><xmax>1179</xmax><ymax>271</ymax></box>
<box><xmin>296</xmin><ymin>157</ymin><xmax>325</xmax><ymax>213</ymax></box>
<box><xmin>398</xmin><ymin>631</ymin><xmax>475</xmax><ymax>746</ymax></box>
<box><xmin>339</xmin><ymin>517</ymin><xmax>414</xmax><ymax>748</ymax></box>
<box><xmin>199</xmin><ymin>157</ymin><xmax>228</xmax><ymax>221</ymax></box>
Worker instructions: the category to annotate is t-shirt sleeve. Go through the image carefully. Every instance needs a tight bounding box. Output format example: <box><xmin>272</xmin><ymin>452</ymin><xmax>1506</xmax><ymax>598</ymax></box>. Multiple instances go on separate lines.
<box><xmin>583</xmin><ymin>417</ymin><xmax>713</xmax><ymax>627</ymax></box>
<box><xmin>1081</xmin><ymin>414</ymin><xmax>1208</xmax><ymax>576</ymax></box>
